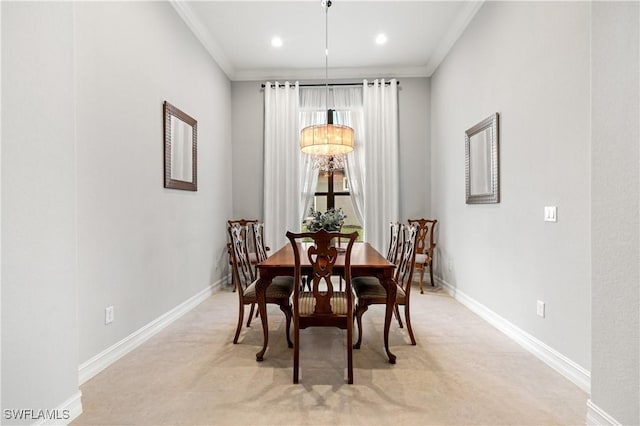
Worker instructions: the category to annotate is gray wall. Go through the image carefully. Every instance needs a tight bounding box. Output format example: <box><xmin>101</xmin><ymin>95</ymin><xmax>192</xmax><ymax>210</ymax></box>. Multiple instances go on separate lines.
<box><xmin>230</xmin><ymin>78</ymin><xmax>430</xmax><ymax>231</ymax></box>
<box><xmin>590</xmin><ymin>2</ymin><xmax>639</xmax><ymax>424</ymax></box>
<box><xmin>430</xmin><ymin>0</ymin><xmax>591</xmax><ymax>372</ymax></box>
<box><xmin>75</xmin><ymin>1</ymin><xmax>232</xmax><ymax>364</ymax></box>
<box><xmin>2</xmin><ymin>1</ymin><xmax>233</xmax><ymax>419</ymax></box>
<box><xmin>2</xmin><ymin>2</ymin><xmax>79</xmax><ymax>420</ymax></box>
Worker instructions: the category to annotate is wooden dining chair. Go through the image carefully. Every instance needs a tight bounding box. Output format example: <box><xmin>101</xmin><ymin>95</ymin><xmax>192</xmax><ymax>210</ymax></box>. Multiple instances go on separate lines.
<box><xmin>285</xmin><ymin>229</ymin><xmax>359</xmax><ymax>384</ymax></box>
<box><xmin>386</xmin><ymin>221</ymin><xmax>402</xmax><ymax>264</ymax></box>
<box><xmin>227</xmin><ymin>219</ymin><xmax>259</xmax><ymax>262</ymax></box>
<box><xmin>251</xmin><ymin>222</ymin><xmax>268</xmax><ymax>263</ymax></box>
<box><xmin>228</xmin><ymin>223</ymin><xmax>293</xmax><ymax>347</ymax></box>
<box><xmin>226</xmin><ymin>219</ymin><xmax>260</xmax><ymax>291</ymax></box>
<box><xmin>408</xmin><ymin>218</ymin><xmax>438</xmax><ymax>293</ymax></box>
<box><xmin>353</xmin><ymin>224</ymin><xmax>419</xmax><ymax>348</ymax></box>
<box><xmin>386</xmin><ymin>221</ymin><xmax>403</xmax><ymax>327</ymax></box>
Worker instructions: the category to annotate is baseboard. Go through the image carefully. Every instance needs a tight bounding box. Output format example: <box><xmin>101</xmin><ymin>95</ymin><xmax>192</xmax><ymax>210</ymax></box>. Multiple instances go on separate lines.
<box><xmin>30</xmin><ymin>390</ymin><xmax>83</xmax><ymax>426</ymax></box>
<box><xmin>436</xmin><ymin>276</ymin><xmax>591</xmax><ymax>393</ymax></box>
<box><xmin>78</xmin><ymin>277</ymin><xmax>226</xmax><ymax>385</ymax></box>
<box><xmin>586</xmin><ymin>399</ymin><xmax>622</xmax><ymax>425</ymax></box>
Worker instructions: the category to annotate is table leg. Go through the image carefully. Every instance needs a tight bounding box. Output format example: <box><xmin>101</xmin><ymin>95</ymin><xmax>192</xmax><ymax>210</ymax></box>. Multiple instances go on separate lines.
<box><xmin>255</xmin><ymin>276</ymin><xmax>271</xmax><ymax>362</ymax></box>
<box><xmin>383</xmin><ymin>275</ymin><xmax>397</xmax><ymax>364</ymax></box>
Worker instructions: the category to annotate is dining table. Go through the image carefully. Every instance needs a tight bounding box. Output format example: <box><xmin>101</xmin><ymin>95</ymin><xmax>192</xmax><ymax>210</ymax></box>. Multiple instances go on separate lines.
<box><xmin>254</xmin><ymin>241</ymin><xmax>398</xmax><ymax>363</ymax></box>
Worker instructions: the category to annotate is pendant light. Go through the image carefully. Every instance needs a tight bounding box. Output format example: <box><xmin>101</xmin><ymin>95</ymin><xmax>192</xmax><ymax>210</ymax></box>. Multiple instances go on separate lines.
<box><xmin>300</xmin><ymin>0</ymin><xmax>354</xmax><ymax>156</ymax></box>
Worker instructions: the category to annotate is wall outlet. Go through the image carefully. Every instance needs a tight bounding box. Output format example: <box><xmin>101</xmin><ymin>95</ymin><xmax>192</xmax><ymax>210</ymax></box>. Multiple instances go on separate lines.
<box><xmin>544</xmin><ymin>206</ymin><xmax>557</xmax><ymax>222</ymax></box>
<box><xmin>447</xmin><ymin>260</ymin><xmax>453</xmax><ymax>272</ymax></box>
<box><xmin>536</xmin><ymin>300</ymin><xmax>545</xmax><ymax>318</ymax></box>
<box><xmin>105</xmin><ymin>306</ymin><xmax>114</xmax><ymax>324</ymax></box>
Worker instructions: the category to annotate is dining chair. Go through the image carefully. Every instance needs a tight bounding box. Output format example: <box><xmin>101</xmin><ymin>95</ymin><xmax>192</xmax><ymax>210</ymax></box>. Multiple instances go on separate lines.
<box><xmin>407</xmin><ymin>218</ymin><xmax>438</xmax><ymax>293</ymax></box>
<box><xmin>386</xmin><ymin>221</ymin><xmax>402</xmax><ymax>264</ymax></box>
<box><xmin>386</xmin><ymin>221</ymin><xmax>403</xmax><ymax>327</ymax></box>
<box><xmin>227</xmin><ymin>219</ymin><xmax>259</xmax><ymax>263</ymax></box>
<box><xmin>226</xmin><ymin>219</ymin><xmax>259</xmax><ymax>291</ymax></box>
<box><xmin>285</xmin><ymin>229</ymin><xmax>359</xmax><ymax>384</ymax></box>
<box><xmin>251</xmin><ymin>222</ymin><xmax>269</xmax><ymax>264</ymax></box>
<box><xmin>353</xmin><ymin>224</ymin><xmax>419</xmax><ymax>348</ymax></box>
<box><xmin>228</xmin><ymin>223</ymin><xmax>293</xmax><ymax>347</ymax></box>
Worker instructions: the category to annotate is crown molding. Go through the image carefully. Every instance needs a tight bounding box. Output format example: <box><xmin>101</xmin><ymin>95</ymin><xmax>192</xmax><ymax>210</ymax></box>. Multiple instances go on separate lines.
<box><xmin>424</xmin><ymin>0</ymin><xmax>484</xmax><ymax>76</ymax></box>
<box><xmin>169</xmin><ymin>0</ymin><xmax>235</xmax><ymax>79</ymax></box>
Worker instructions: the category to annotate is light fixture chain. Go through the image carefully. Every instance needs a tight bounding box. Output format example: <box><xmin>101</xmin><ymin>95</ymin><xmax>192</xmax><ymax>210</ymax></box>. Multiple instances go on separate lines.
<box><xmin>324</xmin><ymin>0</ymin><xmax>330</xmax><ymax>120</ymax></box>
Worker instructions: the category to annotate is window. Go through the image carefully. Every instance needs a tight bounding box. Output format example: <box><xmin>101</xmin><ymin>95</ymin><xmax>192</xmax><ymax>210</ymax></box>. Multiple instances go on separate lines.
<box><xmin>312</xmin><ymin>169</ymin><xmax>363</xmax><ymax>241</ymax></box>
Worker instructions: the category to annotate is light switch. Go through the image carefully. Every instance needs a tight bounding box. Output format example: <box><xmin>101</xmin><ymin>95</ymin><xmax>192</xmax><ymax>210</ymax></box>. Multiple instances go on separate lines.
<box><xmin>544</xmin><ymin>206</ymin><xmax>557</xmax><ymax>222</ymax></box>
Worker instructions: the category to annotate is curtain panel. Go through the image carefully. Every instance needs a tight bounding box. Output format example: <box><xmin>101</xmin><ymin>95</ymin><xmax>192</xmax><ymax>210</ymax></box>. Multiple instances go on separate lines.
<box><xmin>263</xmin><ymin>81</ymin><xmax>301</xmax><ymax>250</ymax></box>
<box><xmin>362</xmin><ymin>79</ymin><xmax>399</xmax><ymax>253</ymax></box>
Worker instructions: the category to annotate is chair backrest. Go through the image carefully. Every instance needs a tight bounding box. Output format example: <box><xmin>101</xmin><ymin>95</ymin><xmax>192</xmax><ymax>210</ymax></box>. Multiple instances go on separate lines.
<box><xmin>395</xmin><ymin>225</ymin><xmax>419</xmax><ymax>294</ymax></box>
<box><xmin>227</xmin><ymin>219</ymin><xmax>259</xmax><ymax>254</ymax></box>
<box><xmin>227</xmin><ymin>224</ymin><xmax>255</xmax><ymax>296</ymax></box>
<box><xmin>386</xmin><ymin>221</ymin><xmax>402</xmax><ymax>264</ymax></box>
<box><xmin>286</xmin><ymin>229</ymin><xmax>358</xmax><ymax>318</ymax></box>
<box><xmin>251</xmin><ymin>222</ymin><xmax>269</xmax><ymax>263</ymax></box>
<box><xmin>407</xmin><ymin>218</ymin><xmax>437</xmax><ymax>256</ymax></box>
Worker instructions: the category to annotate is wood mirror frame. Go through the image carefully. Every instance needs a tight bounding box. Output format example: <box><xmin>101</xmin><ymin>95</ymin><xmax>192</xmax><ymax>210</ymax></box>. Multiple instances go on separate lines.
<box><xmin>164</xmin><ymin>101</ymin><xmax>197</xmax><ymax>191</ymax></box>
<box><xmin>465</xmin><ymin>112</ymin><xmax>499</xmax><ymax>204</ymax></box>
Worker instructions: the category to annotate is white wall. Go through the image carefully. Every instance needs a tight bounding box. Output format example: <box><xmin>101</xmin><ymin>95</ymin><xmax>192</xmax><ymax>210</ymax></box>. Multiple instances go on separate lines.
<box><xmin>75</xmin><ymin>2</ymin><xmax>232</xmax><ymax>363</ymax></box>
<box><xmin>230</xmin><ymin>81</ymin><xmax>265</xmax><ymax>220</ymax></box>
<box><xmin>231</xmin><ymin>78</ymin><xmax>430</xmax><ymax>228</ymax></box>
<box><xmin>398</xmin><ymin>78</ymin><xmax>430</xmax><ymax>220</ymax></box>
<box><xmin>431</xmin><ymin>0</ymin><xmax>591</xmax><ymax>373</ymax></box>
<box><xmin>2</xmin><ymin>1</ymin><xmax>233</xmax><ymax>420</ymax></box>
<box><xmin>590</xmin><ymin>2</ymin><xmax>639</xmax><ymax>424</ymax></box>
<box><xmin>2</xmin><ymin>2</ymin><xmax>80</xmax><ymax>422</ymax></box>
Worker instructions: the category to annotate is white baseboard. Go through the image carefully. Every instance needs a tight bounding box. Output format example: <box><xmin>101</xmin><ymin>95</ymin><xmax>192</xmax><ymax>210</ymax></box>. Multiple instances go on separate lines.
<box><xmin>31</xmin><ymin>390</ymin><xmax>83</xmax><ymax>426</ymax></box>
<box><xmin>586</xmin><ymin>399</ymin><xmax>622</xmax><ymax>425</ymax></box>
<box><xmin>436</xmin><ymin>276</ymin><xmax>591</xmax><ymax>393</ymax></box>
<box><xmin>78</xmin><ymin>278</ymin><xmax>226</xmax><ymax>385</ymax></box>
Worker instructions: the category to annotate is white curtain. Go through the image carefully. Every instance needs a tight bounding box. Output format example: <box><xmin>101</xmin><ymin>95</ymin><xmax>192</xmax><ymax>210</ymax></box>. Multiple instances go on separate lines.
<box><xmin>298</xmin><ymin>87</ymin><xmax>326</xmax><ymax>219</ymax></box>
<box><xmin>333</xmin><ymin>87</ymin><xmax>365</xmax><ymax>226</ymax></box>
<box><xmin>263</xmin><ymin>81</ymin><xmax>301</xmax><ymax>250</ymax></box>
<box><xmin>362</xmin><ymin>79</ymin><xmax>399</xmax><ymax>253</ymax></box>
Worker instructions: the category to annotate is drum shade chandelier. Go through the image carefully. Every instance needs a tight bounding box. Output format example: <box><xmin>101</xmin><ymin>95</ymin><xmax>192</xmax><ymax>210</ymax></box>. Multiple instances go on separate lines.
<box><xmin>300</xmin><ymin>0</ymin><xmax>354</xmax><ymax>157</ymax></box>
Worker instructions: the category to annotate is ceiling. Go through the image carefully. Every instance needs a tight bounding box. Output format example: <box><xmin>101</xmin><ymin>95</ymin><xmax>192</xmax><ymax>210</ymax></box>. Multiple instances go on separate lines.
<box><xmin>171</xmin><ymin>1</ymin><xmax>483</xmax><ymax>82</ymax></box>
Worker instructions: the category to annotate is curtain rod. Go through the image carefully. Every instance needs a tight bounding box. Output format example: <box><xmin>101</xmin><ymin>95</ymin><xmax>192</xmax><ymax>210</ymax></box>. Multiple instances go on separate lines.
<box><xmin>261</xmin><ymin>81</ymin><xmax>399</xmax><ymax>88</ymax></box>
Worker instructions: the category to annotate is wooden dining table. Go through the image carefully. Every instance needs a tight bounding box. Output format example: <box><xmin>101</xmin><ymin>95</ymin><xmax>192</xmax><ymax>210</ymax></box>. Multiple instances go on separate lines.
<box><xmin>254</xmin><ymin>242</ymin><xmax>398</xmax><ymax>363</ymax></box>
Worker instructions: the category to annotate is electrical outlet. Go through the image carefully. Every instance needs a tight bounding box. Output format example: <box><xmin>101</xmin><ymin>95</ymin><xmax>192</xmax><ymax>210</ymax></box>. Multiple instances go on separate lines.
<box><xmin>536</xmin><ymin>300</ymin><xmax>545</xmax><ymax>318</ymax></box>
<box><xmin>105</xmin><ymin>306</ymin><xmax>114</xmax><ymax>324</ymax></box>
<box><xmin>447</xmin><ymin>260</ymin><xmax>453</xmax><ymax>272</ymax></box>
<box><xmin>544</xmin><ymin>206</ymin><xmax>557</xmax><ymax>222</ymax></box>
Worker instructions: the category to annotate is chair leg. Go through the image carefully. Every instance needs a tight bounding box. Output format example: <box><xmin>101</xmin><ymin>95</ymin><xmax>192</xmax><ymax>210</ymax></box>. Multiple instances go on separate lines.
<box><xmin>247</xmin><ymin>303</ymin><xmax>255</xmax><ymax>327</ymax></box>
<box><xmin>293</xmin><ymin>321</ymin><xmax>300</xmax><ymax>384</ymax></box>
<box><xmin>353</xmin><ymin>303</ymin><xmax>368</xmax><ymax>349</ymax></box>
<box><xmin>233</xmin><ymin>303</ymin><xmax>245</xmax><ymax>344</ymax></box>
<box><xmin>404</xmin><ymin>303</ymin><xmax>416</xmax><ymax>345</ymax></box>
<box><xmin>429</xmin><ymin>260</ymin><xmax>435</xmax><ymax>286</ymax></box>
<box><xmin>347</xmin><ymin>318</ymin><xmax>354</xmax><ymax>384</ymax></box>
<box><xmin>279</xmin><ymin>303</ymin><xmax>294</xmax><ymax>348</ymax></box>
<box><xmin>393</xmin><ymin>303</ymin><xmax>403</xmax><ymax>328</ymax></box>
<box><xmin>419</xmin><ymin>266</ymin><xmax>425</xmax><ymax>294</ymax></box>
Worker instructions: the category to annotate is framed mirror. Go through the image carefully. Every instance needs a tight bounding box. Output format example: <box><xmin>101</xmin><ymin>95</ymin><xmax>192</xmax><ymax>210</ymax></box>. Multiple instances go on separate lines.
<box><xmin>465</xmin><ymin>113</ymin><xmax>499</xmax><ymax>204</ymax></box>
<box><xmin>164</xmin><ymin>101</ymin><xmax>197</xmax><ymax>191</ymax></box>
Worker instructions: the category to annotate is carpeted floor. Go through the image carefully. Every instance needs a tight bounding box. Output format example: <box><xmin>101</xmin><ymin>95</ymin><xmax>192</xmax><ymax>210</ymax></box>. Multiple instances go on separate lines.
<box><xmin>73</xmin><ymin>283</ymin><xmax>587</xmax><ymax>425</ymax></box>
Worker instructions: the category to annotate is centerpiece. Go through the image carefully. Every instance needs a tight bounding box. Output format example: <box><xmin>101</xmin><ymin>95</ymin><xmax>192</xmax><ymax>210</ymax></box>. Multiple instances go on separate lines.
<box><xmin>304</xmin><ymin>207</ymin><xmax>346</xmax><ymax>232</ymax></box>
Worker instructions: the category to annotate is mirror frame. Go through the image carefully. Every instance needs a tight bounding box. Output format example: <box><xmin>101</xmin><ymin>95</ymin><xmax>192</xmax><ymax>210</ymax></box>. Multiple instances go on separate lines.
<box><xmin>164</xmin><ymin>101</ymin><xmax>197</xmax><ymax>191</ymax></box>
<box><xmin>465</xmin><ymin>112</ymin><xmax>499</xmax><ymax>204</ymax></box>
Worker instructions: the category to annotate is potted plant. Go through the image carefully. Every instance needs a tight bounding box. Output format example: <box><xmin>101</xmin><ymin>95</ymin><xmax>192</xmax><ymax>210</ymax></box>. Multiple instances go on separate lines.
<box><xmin>304</xmin><ymin>207</ymin><xmax>346</xmax><ymax>232</ymax></box>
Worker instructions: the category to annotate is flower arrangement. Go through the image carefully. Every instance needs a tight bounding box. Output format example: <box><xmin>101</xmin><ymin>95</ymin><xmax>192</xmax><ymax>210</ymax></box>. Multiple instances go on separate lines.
<box><xmin>304</xmin><ymin>207</ymin><xmax>346</xmax><ymax>232</ymax></box>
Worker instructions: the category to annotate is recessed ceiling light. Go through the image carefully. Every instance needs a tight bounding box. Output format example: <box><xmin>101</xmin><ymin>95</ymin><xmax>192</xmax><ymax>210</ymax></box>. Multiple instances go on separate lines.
<box><xmin>271</xmin><ymin>37</ymin><xmax>283</xmax><ymax>48</ymax></box>
<box><xmin>375</xmin><ymin>34</ymin><xmax>387</xmax><ymax>45</ymax></box>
